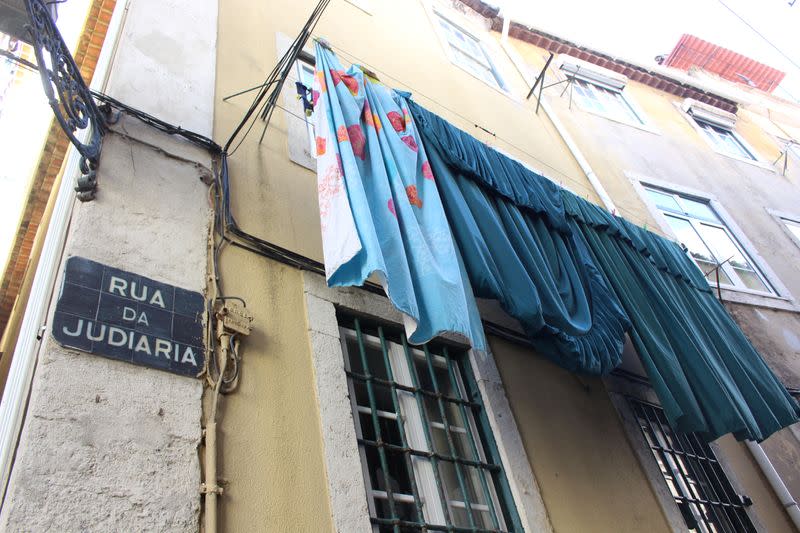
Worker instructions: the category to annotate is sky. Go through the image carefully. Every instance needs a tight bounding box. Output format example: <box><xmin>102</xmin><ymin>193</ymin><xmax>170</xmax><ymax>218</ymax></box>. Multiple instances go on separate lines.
<box><xmin>502</xmin><ymin>0</ymin><xmax>800</xmax><ymax>101</ymax></box>
<box><xmin>0</xmin><ymin>0</ymin><xmax>90</xmax><ymax>270</ymax></box>
<box><xmin>0</xmin><ymin>0</ymin><xmax>798</xmax><ymax>271</ymax></box>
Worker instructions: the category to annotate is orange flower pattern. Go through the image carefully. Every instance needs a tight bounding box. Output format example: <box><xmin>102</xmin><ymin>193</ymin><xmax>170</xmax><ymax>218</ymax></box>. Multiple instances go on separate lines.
<box><xmin>363</xmin><ymin>102</ymin><xmax>374</xmax><ymax>128</ymax></box>
<box><xmin>315</xmin><ymin>70</ymin><xmax>327</xmax><ymax>92</ymax></box>
<box><xmin>341</xmin><ymin>74</ymin><xmax>359</xmax><ymax>96</ymax></box>
<box><xmin>316</xmin><ymin>136</ymin><xmax>326</xmax><ymax>156</ymax></box>
<box><xmin>337</xmin><ymin>125</ymin><xmax>348</xmax><ymax>142</ymax></box>
<box><xmin>348</xmin><ymin>124</ymin><xmax>366</xmax><ymax>160</ymax></box>
<box><xmin>406</xmin><ymin>185</ymin><xmax>422</xmax><ymax>208</ymax></box>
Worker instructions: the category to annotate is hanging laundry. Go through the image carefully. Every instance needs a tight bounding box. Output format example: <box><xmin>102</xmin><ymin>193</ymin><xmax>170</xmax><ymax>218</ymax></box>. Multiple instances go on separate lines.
<box><xmin>312</xmin><ymin>42</ymin><xmax>486</xmax><ymax>350</ymax></box>
<box><xmin>409</xmin><ymin>99</ymin><xmax>799</xmax><ymax>441</ymax></box>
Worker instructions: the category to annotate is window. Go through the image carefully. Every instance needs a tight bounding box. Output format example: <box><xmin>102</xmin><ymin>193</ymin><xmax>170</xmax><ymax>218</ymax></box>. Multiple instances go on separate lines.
<box><xmin>644</xmin><ymin>186</ymin><xmax>774</xmax><ymax>294</ymax></box>
<box><xmin>296</xmin><ymin>58</ymin><xmax>317</xmax><ymax>157</ymax></box>
<box><xmin>340</xmin><ymin>316</ymin><xmax>521</xmax><ymax>532</ymax></box>
<box><xmin>681</xmin><ymin>99</ymin><xmax>755</xmax><ymax>161</ymax></box>
<box><xmin>435</xmin><ymin>13</ymin><xmax>506</xmax><ymax>90</ymax></box>
<box><xmin>693</xmin><ymin>118</ymin><xmax>755</xmax><ymax>160</ymax></box>
<box><xmin>629</xmin><ymin>399</ymin><xmax>756</xmax><ymax>533</ymax></box>
<box><xmin>779</xmin><ymin>216</ymin><xmax>800</xmax><ymax>248</ymax></box>
<box><xmin>571</xmin><ymin>78</ymin><xmax>644</xmax><ymax>125</ymax></box>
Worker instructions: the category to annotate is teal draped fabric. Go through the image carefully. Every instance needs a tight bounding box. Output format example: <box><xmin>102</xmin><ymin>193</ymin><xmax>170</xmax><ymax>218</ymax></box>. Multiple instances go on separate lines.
<box><xmin>409</xmin><ymin>100</ymin><xmax>631</xmax><ymax>375</ymax></box>
<box><xmin>408</xmin><ymin>100</ymin><xmax>800</xmax><ymax>441</ymax></box>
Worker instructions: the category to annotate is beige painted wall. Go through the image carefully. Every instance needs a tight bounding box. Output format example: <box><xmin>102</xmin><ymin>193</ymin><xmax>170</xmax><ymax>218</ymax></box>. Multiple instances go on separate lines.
<box><xmin>213</xmin><ymin>1</ymin><xmax>800</xmax><ymax>532</ymax></box>
<box><xmin>214</xmin><ymin>250</ymin><xmax>333</xmax><ymax>532</ymax></box>
<box><xmin>511</xmin><ymin>33</ymin><xmax>800</xmax><ymax>530</ymax></box>
<box><xmin>488</xmin><ymin>335</ymin><xmax>673</xmax><ymax>533</ymax></box>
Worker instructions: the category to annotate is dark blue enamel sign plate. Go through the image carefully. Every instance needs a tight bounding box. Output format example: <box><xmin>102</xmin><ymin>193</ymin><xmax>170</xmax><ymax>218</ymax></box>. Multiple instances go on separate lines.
<box><xmin>52</xmin><ymin>256</ymin><xmax>205</xmax><ymax>377</ymax></box>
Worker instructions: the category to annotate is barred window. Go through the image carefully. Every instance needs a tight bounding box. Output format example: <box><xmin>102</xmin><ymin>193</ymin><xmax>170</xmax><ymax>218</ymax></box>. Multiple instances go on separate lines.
<box><xmin>339</xmin><ymin>316</ymin><xmax>521</xmax><ymax>532</ymax></box>
<box><xmin>629</xmin><ymin>398</ymin><xmax>756</xmax><ymax>533</ymax></box>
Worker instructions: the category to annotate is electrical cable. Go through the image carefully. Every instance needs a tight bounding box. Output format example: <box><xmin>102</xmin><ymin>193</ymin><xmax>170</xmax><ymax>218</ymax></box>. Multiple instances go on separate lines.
<box><xmin>716</xmin><ymin>0</ymin><xmax>800</xmax><ymax>73</ymax></box>
<box><xmin>223</xmin><ymin>0</ymin><xmax>330</xmax><ymax>155</ymax></box>
<box><xmin>91</xmin><ymin>90</ymin><xmax>222</xmax><ymax>153</ymax></box>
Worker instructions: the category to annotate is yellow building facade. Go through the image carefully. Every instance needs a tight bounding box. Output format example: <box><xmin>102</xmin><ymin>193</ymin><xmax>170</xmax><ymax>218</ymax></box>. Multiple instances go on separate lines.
<box><xmin>211</xmin><ymin>0</ymin><xmax>800</xmax><ymax>531</ymax></box>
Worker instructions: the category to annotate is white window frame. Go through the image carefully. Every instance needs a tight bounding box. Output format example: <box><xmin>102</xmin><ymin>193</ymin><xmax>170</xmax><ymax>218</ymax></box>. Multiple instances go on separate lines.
<box><xmin>627</xmin><ymin>172</ymin><xmax>796</xmax><ymax>309</ymax></box>
<box><xmin>569</xmin><ymin>77</ymin><xmax>649</xmax><ymax>128</ymax></box>
<box><xmin>295</xmin><ymin>58</ymin><xmax>317</xmax><ymax>157</ymax></box>
<box><xmin>766</xmin><ymin>208</ymin><xmax>800</xmax><ymax>251</ymax></box>
<box><xmin>302</xmin><ymin>272</ymin><xmax>552</xmax><ymax>532</ymax></box>
<box><xmin>554</xmin><ymin>56</ymin><xmax>655</xmax><ymax>132</ymax></box>
<box><xmin>676</xmin><ymin>102</ymin><xmax>769</xmax><ymax>169</ymax></box>
<box><xmin>276</xmin><ymin>32</ymin><xmax>316</xmax><ymax>171</ymax></box>
<box><xmin>694</xmin><ymin>117</ymin><xmax>756</xmax><ymax>160</ymax></box>
<box><xmin>427</xmin><ymin>5</ymin><xmax>509</xmax><ymax>94</ymax></box>
<box><xmin>642</xmin><ymin>186</ymin><xmax>774</xmax><ymax>294</ymax></box>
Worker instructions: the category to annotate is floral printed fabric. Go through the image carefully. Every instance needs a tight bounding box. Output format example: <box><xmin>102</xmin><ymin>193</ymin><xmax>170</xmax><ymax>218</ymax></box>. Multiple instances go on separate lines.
<box><xmin>313</xmin><ymin>43</ymin><xmax>486</xmax><ymax>350</ymax></box>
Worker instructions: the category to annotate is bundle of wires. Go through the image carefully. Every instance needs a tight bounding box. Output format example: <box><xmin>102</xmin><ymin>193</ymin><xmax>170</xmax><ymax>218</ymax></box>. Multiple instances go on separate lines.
<box><xmin>223</xmin><ymin>0</ymin><xmax>331</xmax><ymax>155</ymax></box>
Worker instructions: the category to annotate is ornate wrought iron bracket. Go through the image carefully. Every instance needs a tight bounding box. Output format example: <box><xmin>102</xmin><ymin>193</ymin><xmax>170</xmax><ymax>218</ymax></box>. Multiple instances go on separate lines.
<box><xmin>24</xmin><ymin>0</ymin><xmax>106</xmax><ymax>201</ymax></box>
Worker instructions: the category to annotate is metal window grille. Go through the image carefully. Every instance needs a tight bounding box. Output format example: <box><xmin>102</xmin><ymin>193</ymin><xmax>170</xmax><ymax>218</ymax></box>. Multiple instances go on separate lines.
<box><xmin>628</xmin><ymin>398</ymin><xmax>756</xmax><ymax>533</ymax></box>
<box><xmin>339</xmin><ymin>315</ymin><xmax>522</xmax><ymax>532</ymax></box>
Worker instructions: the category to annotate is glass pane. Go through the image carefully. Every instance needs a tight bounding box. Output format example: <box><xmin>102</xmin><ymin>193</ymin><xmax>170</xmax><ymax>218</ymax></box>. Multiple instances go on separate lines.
<box><xmin>678</xmin><ymin>197</ymin><xmax>719</xmax><ymax>223</ymax></box>
<box><xmin>733</xmin><ymin>267</ymin><xmax>770</xmax><ymax>292</ymax></box>
<box><xmin>354</xmin><ymin>381</ymin><xmax>396</xmax><ymax>413</ymax></box>
<box><xmin>359</xmin><ymin>411</ymin><xmax>403</xmax><ymax>446</ymax></box>
<box><xmin>664</xmin><ymin>216</ymin><xmax>715</xmax><ymax>264</ymax></box>
<box><xmin>696</xmin><ymin>224</ymin><xmax>768</xmax><ymax>292</ymax></box>
<box><xmin>646</xmin><ymin>188</ymin><xmax>682</xmax><ymax>213</ymax></box>
<box><xmin>366</xmin><ymin>446</ymin><xmax>415</xmax><ymax>497</ymax></box>
<box><xmin>430</xmin><ymin>417</ymin><xmax>471</xmax><ymax>459</ymax></box>
<box><xmin>664</xmin><ymin>216</ymin><xmax>732</xmax><ymax>285</ymax></box>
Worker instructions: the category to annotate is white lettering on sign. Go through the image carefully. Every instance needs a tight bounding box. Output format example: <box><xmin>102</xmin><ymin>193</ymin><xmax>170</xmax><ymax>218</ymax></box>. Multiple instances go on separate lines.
<box><xmin>122</xmin><ymin>306</ymin><xmax>149</xmax><ymax>326</ymax></box>
<box><xmin>108</xmin><ymin>276</ymin><xmax>167</xmax><ymax>308</ymax></box>
<box><xmin>59</xmin><ymin>319</ymin><xmax>199</xmax><ymax>367</ymax></box>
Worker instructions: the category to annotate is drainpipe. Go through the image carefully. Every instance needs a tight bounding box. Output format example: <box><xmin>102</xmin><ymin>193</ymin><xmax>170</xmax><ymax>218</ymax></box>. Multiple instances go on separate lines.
<box><xmin>498</xmin><ymin>31</ymin><xmax>617</xmax><ymax>213</ymax></box>
<box><xmin>744</xmin><ymin>440</ymin><xmax>800</xmax><ymax>529</ymax></box>
<box><xmin>539</xmin><ymin>98</ymin><xmax>617</xmax><ymax>213</ymax></box>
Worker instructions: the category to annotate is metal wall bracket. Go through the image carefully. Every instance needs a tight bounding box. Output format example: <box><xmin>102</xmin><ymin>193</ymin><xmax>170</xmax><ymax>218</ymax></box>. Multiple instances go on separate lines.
<box><xmin>24</xmin><ymin>0</ymin><xmax>105</xmax><ymax>201</ymax></box>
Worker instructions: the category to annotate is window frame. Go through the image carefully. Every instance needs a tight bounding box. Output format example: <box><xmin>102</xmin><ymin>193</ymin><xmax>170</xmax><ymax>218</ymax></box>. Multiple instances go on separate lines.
<box><xmin>766</xmin><ymin>208</ymin><xmax>800</xmax><ymax>251</ymax></box>
<box><xmin>569</xmin><ymin>77</ymin><xmax>648</xmax><ymax>128</ymax></box>
<box><xmin>642</xmin><ymin>185</ymin><xmax>775</xmax><ymax>294</ymax></box>
<box><xmin>627</xmin><ymin>398</ymin><xmax>757</xmax><ymax>533</ymax></box>
<box><xmin>295</xmin><ymin>57</ymin><xmax>317</xmax><ymax>157</ymax></box>
<box><xmin>428</xmin><ymin>6</ymin><xmax>509</xmax><ymax>94</ymax></box>
<box><xmin>303</xmin><ymin>272</ymin><xmax>551</xmax><ymax>532</ymax></box>
<box><xmin>606</xmin><ymin>388</ymin><xmax>767</xmax><ymax>533</ymax></box>
<box><xmin>693</xmin><ymin>117</ymin><xmax>756</xmax><ymax>161</ymax></box>
<box><xmin>339</xmin><ymin>319</ymin><xmax>519</xmax><ymax>531</ymax></box>
<box><xmin>627</xmin><ymin>173</ymin><xmax>794</xmax><ymax>308</ymax></box>
<box><xmin>276</xmin><ymin>32</ymin><xmax>317</xmax><ymax>171</ymax></box>
<box><xmin>676</xmin><ymin>102</ymin><xmax>768</xmax><ymax>168</ymax></box>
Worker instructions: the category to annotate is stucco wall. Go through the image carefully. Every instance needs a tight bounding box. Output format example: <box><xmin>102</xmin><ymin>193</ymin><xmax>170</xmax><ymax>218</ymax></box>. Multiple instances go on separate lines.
<box><xmin>0</xmin><ymin>0</ymin><xmax>217</xmax><ymax>530</ymax></box>
<box><xmin>510</xmin><ymin>35</ymin><xmax>800</xmax><ymax>529</ymax></box>
<box><xmin>210</xmin><ymin>1</ymin><xmax>683</xmax><ymax>531</ymax></box>
<box><xmin>489</xmin><ymin>335</ymin><xmax>674</xmax><ymax>533</ymax></box>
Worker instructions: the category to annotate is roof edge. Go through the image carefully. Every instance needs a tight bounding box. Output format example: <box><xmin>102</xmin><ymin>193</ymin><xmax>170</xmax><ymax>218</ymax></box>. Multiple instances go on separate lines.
<box><xmin>457</xmin><ymin>0</ymin><xmax>739</xmax><ymax>114</ymax></box>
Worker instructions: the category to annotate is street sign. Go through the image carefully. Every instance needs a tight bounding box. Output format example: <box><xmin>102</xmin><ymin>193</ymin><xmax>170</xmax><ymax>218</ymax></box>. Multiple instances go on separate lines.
<box><xmin>52</xmin><ymin>256</ymin><xmax>205</xmax><ymax>377</ymax></box>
